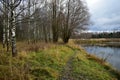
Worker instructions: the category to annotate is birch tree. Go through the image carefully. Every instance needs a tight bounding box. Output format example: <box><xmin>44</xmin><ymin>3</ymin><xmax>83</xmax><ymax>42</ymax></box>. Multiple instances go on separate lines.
<box><xmin>0</xmin><ymin>0</ymin><xmax>10</xmax><ymax>51</ymax></box>
<box><xmin>3</xmin><ymin>2</ymin><xmax>6</xmax><ymax>48</ymax></box>
<box><xmin>0</xmin><ymin>0</ymin><xmax>22</xmax><ymax>56</ymax></box>
<box><xmin>6</xmin><ymin>0</ymin><xmax>10</xmax><ymax>51</ymax></box>
<box><xmin>10</xmin><ymin>0</ymin><xmax>22</xmax><ymax>56</ymax></box>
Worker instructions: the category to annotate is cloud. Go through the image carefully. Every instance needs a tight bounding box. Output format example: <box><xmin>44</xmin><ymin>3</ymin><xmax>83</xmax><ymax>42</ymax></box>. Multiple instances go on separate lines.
<box><xmin>86</xmin><ymin>0</ymin><xmax>120</xmax><ymax>31</ymax></box>
<box><xmin>96</xmin><ymin>14</ymin><xmax>120</xmax><ymax>25</ymax></box>
<box><xmin>88</xmin><ymin>24</ymin><xmax>120</xmax><ymax>32</ymax></box>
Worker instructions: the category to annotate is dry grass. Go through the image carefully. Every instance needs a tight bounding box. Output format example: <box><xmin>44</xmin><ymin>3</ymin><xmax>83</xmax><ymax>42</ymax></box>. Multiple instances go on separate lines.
<box><xmin>73</xmin><ymin>38</ymin><xmax>120</xmax><ymax>44</ymax></box>
<box><xmin>86</xmin><ymin>54</ymin><xmax>106</xmax><ymax>64</ymax></box>
<box><xmin>17</xmin><ymin>42</ymin><xmax>54</xmax><ymax>53</ymax></box>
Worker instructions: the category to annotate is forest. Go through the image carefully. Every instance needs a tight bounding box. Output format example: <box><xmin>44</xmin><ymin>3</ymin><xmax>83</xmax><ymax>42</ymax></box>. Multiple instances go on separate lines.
<box><xmin>0</xmin><ymin>0</ymin><xmax>89</xmax><ymax>56</ymax></box>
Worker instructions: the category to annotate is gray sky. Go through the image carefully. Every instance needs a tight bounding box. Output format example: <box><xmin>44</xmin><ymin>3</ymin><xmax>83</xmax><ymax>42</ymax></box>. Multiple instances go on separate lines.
<box><xmin>86</xmin><ymin>0</ymin><xmax>120</xmax><ymax>32</ymax></box>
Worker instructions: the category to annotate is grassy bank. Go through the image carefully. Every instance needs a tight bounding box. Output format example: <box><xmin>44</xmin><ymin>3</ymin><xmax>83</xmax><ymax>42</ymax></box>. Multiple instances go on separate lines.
<box><xmin>0</xmin><ymin>42</ymin><xmax>120</xmax><ymax>80</ymax></box>
<box><xmin>73</xmin><ymin>38</ymin><xmax>120</xmax><ymax>47</ymax></box>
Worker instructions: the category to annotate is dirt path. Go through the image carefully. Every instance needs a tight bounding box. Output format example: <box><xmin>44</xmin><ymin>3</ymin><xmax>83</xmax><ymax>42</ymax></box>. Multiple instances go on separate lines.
<box><xmin>59</xmin><ymin>46</ymin><xmax>77</xmax><ymax>80</ymax></box>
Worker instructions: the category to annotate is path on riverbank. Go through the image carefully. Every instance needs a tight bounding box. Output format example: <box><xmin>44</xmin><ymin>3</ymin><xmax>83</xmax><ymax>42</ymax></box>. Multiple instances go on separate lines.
<box><xmin>59</xmin><ymin>46</ymin><xmax>78</xmax><ymax>80</ymax></box>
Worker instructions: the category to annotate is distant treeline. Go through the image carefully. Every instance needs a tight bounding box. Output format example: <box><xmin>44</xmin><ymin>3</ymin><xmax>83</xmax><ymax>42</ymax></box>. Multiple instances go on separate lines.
<box><xmin>92</xmin><ymin>32</ymin><xmax>120</xmax><ymax>38</ymax></box>
<box><xmin>72</xmin><ymin>32</ymin><xmax>120</xmax><ymax>39</ymax></box>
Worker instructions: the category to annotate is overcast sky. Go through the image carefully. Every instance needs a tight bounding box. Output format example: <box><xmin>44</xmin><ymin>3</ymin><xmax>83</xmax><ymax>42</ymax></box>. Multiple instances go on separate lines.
<box><xmin>85</xmin><ymin>0</ymin><xmax>120</xmax><ymax>32</ymax></box>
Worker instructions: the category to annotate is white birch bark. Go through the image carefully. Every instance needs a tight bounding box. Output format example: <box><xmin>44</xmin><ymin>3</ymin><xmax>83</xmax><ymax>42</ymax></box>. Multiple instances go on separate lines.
<box><xmin>6</xmin><ymin>16</ymin><xmax>10</xmax><ymax>51</ymax></box>
<box><xmin>3</xmin><ymin>19</ymin><xmax>6</xmax><ymax>48</ymax></box>
<box><xmin>10</xmin><ymin>0</ymin><xmax>17</xmax><ymax>56</ymax></box>
<box><xmin>6</xmin><ymin>0</ymin><xmax>10</xmax><ymax>51</ymax></box>
<box><xmin>2</xmin><ymin>1</ymin><xmax>6</xmax><ymax>48</ymax></box>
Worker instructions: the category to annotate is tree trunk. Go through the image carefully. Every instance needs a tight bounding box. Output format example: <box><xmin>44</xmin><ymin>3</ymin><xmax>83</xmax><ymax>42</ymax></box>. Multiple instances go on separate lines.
<box><xmin>3</xmin><ymin>20</ymin><xmax>6</xmax><ymax>48</ymax></box>
<box><xmin>6</xmin><ymin>15</ymin><xmax>10</xmax><ymax>51</ymax></box>
<box><xmin>2</xmin><ymin>1</ymin><xmax>6</xmax><ymax>48</ymax></box>
<box><xmin>10</xmin><ymin>0</ymin><xmax>17</xmax><ymax>56</ymax></box>
<box><xmin>28</xmin><ymin>0</ymin><xmax>31</xmax><ymax>44</ymax></box>
<box><xmin>52</xmin><ymin>0</ymin><xmax>58</xmax><ymax>43</ymax></box>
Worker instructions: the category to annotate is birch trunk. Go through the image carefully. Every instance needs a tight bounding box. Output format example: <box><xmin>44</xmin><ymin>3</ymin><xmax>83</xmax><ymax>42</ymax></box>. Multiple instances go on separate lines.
<box><xmin>10</xmin><ymin>0</ymin><xmax>17</xmax><ymax>56</ymax></box>
<box><xmin>6</xmin><ymin>17</ymin><xmax>10</xmax><ymax>51</ymax></box>
<box><xmin>3</xmin><ymin>19</ymin><xmax>6</xmax><ymax>48</ymax></box>
<box><xmin>2</xmin><ymin>1</ymin><xmax>6</xmax><ymax>48</ymax></box>
<box><xmin>6</xmin><ymin>0</ymin><xmax>10</xmax><ymax>51</ymax></box>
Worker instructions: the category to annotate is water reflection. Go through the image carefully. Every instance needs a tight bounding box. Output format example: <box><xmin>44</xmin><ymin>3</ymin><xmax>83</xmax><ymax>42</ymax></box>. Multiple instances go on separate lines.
<box><xmin>84</xmin><ymin>46</ymin><xmax>120</xmax><ymax>71</ymax></box>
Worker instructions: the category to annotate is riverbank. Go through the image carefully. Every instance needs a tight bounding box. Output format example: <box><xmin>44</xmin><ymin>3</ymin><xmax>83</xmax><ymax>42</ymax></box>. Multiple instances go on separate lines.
<box><xmin>0</xmin><ymin>42</ymin><xmax>120</xmax><ymax>80</ymax></box>
<box><xmin>73</xmin><ymin>38</ymin><xmax>120</xmax><ymax>47</ymax></box>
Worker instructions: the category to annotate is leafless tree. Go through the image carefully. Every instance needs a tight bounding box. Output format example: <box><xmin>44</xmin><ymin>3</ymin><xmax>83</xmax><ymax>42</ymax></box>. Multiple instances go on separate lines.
<box><xmin>0</xmin><ymin>0</ymin><xmax>90</xmax><ymax>56</ymax></box>
<box><xmin>61</xmin><ymin>0</ymin><xmax>90</xmax><ymax>43</ymax></box>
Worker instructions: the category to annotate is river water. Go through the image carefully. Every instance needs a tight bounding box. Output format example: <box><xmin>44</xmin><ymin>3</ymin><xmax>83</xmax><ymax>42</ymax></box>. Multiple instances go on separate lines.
<box><xmin>83</xmin><ymin>45</ymin><xmax>120</xmax><ymax>71</ymax></box>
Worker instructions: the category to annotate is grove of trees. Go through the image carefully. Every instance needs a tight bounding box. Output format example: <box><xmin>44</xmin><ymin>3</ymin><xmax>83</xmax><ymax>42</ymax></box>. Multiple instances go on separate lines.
<box><xmin>0</xmin><ymin>0</ymin><xmax>89</xmax><ymax>56</ymax></box>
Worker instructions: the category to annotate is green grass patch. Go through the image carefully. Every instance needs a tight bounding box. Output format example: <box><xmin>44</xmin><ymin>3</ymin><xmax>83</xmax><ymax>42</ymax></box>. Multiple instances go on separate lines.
<box><xmin>0</xmin><ymin>44</ymin><xmax>74</xmax><ymax>80</ymax></box>
<box><xmin>0</xmin><ymin>42</ymin><xmax>120</xmax><ymax>80</ymax></box>
<box><xmin>71</xmin><ymin>49</ymin><xmax>120</xmax><ymax>80</ymax></box>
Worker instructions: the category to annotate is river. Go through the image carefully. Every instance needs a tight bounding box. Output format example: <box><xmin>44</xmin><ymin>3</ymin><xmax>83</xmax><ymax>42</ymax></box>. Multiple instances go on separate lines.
<box><xmin>83</xmin><ymin>45</ymin><xmax>120</xmax><ymax>71</ymax></box>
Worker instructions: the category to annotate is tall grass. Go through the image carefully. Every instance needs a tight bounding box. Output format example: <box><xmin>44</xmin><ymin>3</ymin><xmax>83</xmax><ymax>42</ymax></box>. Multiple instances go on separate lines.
<box><xmin>0</xmin><ymin>53</ymin><xmax>31</xmax><ymax>80</ymax></box>
<box><xmin>0</xmin><ymin>42</ymin><xmax>75</xmax><ymax>80</ymax></box>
